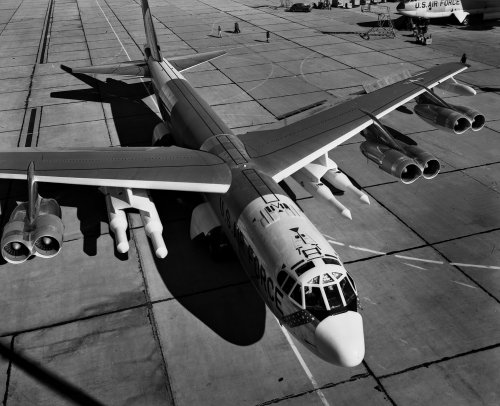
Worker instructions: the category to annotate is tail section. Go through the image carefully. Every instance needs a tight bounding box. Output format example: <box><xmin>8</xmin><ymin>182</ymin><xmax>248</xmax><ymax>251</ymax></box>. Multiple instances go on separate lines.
<box><xmin>141</xmin><ymin>0</ymin><xmax>162</xmax><ymax>61</ymax></box>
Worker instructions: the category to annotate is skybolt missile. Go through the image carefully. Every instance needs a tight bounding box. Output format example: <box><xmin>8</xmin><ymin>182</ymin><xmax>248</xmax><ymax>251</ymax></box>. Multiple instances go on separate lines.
<box><xmin>321</xmin><ymin>159</ymin><xmax>370</xmax><ymax>205</ymax></box>
<box><xmin>101</xmin><ymin>187</ymin><xmax>168</xmax><ymax>258</ymax></box>
<box><xmin>290</xmin><ymin>157</ymin><xmax>369</xmax><ymax>220</ymax></box>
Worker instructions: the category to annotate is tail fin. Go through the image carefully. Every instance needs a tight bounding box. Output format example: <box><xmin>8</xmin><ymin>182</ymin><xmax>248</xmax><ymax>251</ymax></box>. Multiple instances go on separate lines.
<box><xmin>141</xmin><ymin>0</ymin><xmax>162</xmax><ymax>61</ymax></box>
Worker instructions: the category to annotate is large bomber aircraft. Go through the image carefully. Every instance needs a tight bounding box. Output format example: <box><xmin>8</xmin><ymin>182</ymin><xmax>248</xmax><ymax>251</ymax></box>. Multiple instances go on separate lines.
<box><xmin>0</xmin><ymin>0</ymin><xmax>485</xmax><ymax>367</ymax></box>
<box><xmin>397</xmin><ymin>0</ymin><xmax>500</xmax><ymax>24</ymax></box>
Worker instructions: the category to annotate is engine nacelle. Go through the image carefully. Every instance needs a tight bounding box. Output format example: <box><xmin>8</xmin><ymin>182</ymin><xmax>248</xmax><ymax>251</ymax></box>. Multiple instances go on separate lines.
<box><xmin>32</xmin><ymin>198</ymin><xmax>63</xmax><ymax>258</ymax></box>
<box><xmin>414</xmin><ymin>103</ymin><xmax>471</xmax><ymax>135</ymax></box>
<box><xmin>1</xmin><ymin>198</ymin><xmax>64</xmax><ymax>264</ymax></box>
<box><xmin>397</xmin><ymin>144</ymin><xmax>440</xmax><ymax>180</ymax></box>
<box><xmin>360</xmin><ymin>141</ymin><xmax>422</xmax><ymax>184</ymax></box>
<box><xmin>449</xmin><ymin>104</ymin><xmax>485</xmax><ymax>131</ymax></box>
<box><xmin>1</xmin><ymin>208</ymin><xmax>31</xmax><ymax>264</ymax></box>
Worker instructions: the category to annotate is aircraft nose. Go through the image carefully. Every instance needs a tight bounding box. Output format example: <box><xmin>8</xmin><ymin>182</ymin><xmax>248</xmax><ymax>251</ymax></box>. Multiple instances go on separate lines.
<box><xmin>315</xmin><ymin>311</ymin><xmax>365</xmax><ymax>367</ymax></box>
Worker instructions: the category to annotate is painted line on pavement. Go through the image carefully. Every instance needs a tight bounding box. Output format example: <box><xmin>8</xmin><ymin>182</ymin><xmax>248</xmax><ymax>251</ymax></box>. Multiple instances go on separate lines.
<box><xmin>277</xmin><ymin>321</ymin><xmax>331</xmax><ymax>406</ymax></box>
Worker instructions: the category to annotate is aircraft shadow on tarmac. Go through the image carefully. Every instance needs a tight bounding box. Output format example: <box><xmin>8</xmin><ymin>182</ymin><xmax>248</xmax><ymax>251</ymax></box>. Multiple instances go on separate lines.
<box><xmin>24</xmin><ymin>73</ymin><xmax>164</xmax><ymax>259</ymax></box>
<box><xmin>49</xmin><ymin>72</ymin><xmax>267</xmax><ymax>345</ymax></box>
<box><xmin>150</xmin><ymin>189</ymin><xmax>267</xmax><ymax>346</ymax></box>
<box><xmin>0</xmin><ymin>340</ymin><xmax>105</xmax><ymax>406</ymax></box>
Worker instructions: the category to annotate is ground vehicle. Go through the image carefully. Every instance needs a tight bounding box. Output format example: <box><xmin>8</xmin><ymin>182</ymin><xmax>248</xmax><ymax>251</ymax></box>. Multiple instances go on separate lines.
<box><xmin>289</xmin><ymin>3</ymin><xmax>312</xmax><ymax>12</ymax></box>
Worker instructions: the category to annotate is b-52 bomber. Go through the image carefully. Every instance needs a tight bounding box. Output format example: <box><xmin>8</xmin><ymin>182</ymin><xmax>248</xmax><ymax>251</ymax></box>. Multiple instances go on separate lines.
<box><xmin>0</xmin><ymin>0</ymin><xmax>485</xmax><ymax>367</ymax></box>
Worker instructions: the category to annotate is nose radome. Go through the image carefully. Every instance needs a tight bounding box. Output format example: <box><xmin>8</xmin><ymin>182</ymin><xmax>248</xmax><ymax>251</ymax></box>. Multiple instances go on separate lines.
<box><xmin>315</xmin><ymin>311</ymin><xmax>365</xmax><ymax>367</ymax></box>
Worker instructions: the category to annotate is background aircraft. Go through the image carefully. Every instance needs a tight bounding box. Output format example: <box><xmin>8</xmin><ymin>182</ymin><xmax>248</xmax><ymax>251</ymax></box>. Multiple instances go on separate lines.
<box><xmin>0</xmin><ymin>0</ymin><xmax>485</xmax><ymax>367</ymax></box>
<box><xmin>397</xmin><ymin>0</ymin><xmax>500</xmax><ymax>24</ymax></box>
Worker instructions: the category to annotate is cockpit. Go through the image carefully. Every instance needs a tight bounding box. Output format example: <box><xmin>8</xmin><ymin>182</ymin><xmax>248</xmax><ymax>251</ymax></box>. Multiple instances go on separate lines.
<box><xmin>277</xmin><ymin>255</ymin><xmax>358</xmax><ymax>320</ymax></box>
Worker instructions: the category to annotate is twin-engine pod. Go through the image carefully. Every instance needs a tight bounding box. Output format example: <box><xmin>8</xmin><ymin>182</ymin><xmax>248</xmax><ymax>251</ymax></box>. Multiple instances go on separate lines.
<box><xmin>399</xmin><ymin>145</ymin><xmax>440</xmax><ymax>180</ymax></box>
<box><xmin>360</xmin><ymin>120</ymin><xmax>441</xmax><ymax>183</ymax></box>
<box><xmin>414</xmin><ymin>92</ymin><xmax>485</xmax><ymax>134</ymax></box>
<box><xmin>1</xmin><ymin>198</ymin><xmax>64</xmax><ymax>264</ymax></box>
<box><xmin>360</xmin><ymin>142</ymin><xmax>422</xmax><ymax>184</ymax></box>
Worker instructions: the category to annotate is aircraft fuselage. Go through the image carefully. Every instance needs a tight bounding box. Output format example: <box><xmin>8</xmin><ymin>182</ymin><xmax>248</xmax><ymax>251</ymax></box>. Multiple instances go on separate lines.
<box><xmin>146</xmin><ymin>55</ymin><xmax>365</xmax><ymax>367</ymax></box>
<box><xmin>397</xmin><ymin>0</ymin><xmax>500</xmax><ymax>22</ymax></box>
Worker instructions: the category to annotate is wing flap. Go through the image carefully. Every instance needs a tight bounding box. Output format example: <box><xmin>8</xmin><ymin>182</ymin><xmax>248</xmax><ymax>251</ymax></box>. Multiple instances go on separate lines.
<box><xmin>238</xmin><ymin>63</ymin><xmax>469</xmax><ymax>182</ymax></box>
<box><xmin>0</xmin><ymin>147</ymin><xmax>231</xmax><ymax>193</ymax></box>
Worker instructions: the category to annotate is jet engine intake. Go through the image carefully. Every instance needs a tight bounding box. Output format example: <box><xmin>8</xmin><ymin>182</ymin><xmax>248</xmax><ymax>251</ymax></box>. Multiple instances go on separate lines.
<box><xmin>1</xmin><ymin>205</ymin><xmax>31</xmax><ymax>264</ymax></box>
<box><xmin>1</xmin><ymin>198</ymin><xmax>64</xmax><ymax>264</ymax></box>
<box><xmin>32</xmin><ymin>198</ymin><xmax>63</xmax><ymax>258</ymax></box>
<box><xmin>414</xmin><ymin>103</ymin><xmax>471</xmax><ymax>134</ymax></box>
<box><xmin>449</xmin><ymin>104</ymin><xmax>485</xmax><ymax>131</ymax></box>
<box><xmin>360</xmin><ymin>141</ymin><xmax>422</xmax><ymax>184</ymax></box>
<box><xmin>397</xmin><ymin>144</ymin><xmax>440</xmax><ymax>180</ymax></box>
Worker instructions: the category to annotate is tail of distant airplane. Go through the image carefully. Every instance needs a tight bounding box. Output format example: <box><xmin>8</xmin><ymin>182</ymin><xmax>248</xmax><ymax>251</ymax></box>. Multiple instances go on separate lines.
<box><xmin>141</xmin><ymin>0</ymin><xmax>162</xmax><ymax>61</ymax></box>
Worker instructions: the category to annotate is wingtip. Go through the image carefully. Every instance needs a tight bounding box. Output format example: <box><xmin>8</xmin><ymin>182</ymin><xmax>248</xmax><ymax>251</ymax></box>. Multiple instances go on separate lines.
<box><xmin>60</xmin><ymin>64</ymin><xmax>72</xmax><ymax>74</ymax></box>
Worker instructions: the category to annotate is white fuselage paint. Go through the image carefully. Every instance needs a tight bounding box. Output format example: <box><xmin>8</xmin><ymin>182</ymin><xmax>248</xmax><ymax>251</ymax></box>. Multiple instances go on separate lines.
<box><xmin>146</xmin><ymin>52</ymin><xmax>364</xmax><ymax>365</ymax></box>
<box><xmin>397</xmin><ymin>0</ymin><xmax>500</xmax><ymax>21</ymax></box>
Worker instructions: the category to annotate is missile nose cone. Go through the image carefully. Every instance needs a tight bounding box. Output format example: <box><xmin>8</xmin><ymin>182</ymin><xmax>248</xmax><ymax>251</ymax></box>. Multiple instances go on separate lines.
<box><xmin>341</xmin><ymin>208</ymin><xmax>352</xmax><ymax>220</ymax></box>
<box><xmin>360</xmin><ymin>194</ymin><xmax>370</xmax><ymax>205</ymax></box>
<box><xmin>116</xmin><ymin>241</ymin><xmax>130</xmax><ymax>254</ymax></box>
<box><xmin>315</xmin><ymin>311</ymin><xmax>365</xmax><ymax>367</ymax></box>
<box><xmin>155</xmin><ymin>246</ymin><xmax>168</xmax><ymax>259</ymax></box>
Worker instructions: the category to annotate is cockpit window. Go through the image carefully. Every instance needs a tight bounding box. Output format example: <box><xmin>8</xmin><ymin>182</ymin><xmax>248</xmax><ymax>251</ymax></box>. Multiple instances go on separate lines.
<box><xmin>301</xmin><ymin>269</ymin><xmax>359</xmax><ymax>319</ymax></box>
<box><xmin>295</xmin><ymin>261</ymin><xmax>315</xmax><ymax>277</ymax></box>
<box><xmin>347</xmin><ymin>273</ymin><xmax>356</xmax><ymax>291</ymax></box>
<box><xmin>340</xmin><ymin>276</ymin><xmax>356</xmax><ymax>303</ymax></box>
<box><xmin>282</xmin><ymin>276</ymin><xmax>296</xmax><ymax>295</ymax></box>
<box><xmin>323</xmin><ymin>257</ymin><xmax>341</xmax><ymax>266</ymax></box>
<box><xmin>324</xmin><ymin>284</ymin><xmax>343</xmax><ymax>309</ymax></box>
<box><xmin>305</xmin><ymin>287</ymin><xmax>324</xmax><ymax>310</ymax></box>
<box><xmin>309</xmin><ymin>276</ymin><xmax>320</xmax><ymax>284</ymax></box>
<box><xmin>322</xmin><ymin>273</ymin><xmax>334</xmax><ymax>283</ymax></box>
<box><xmin>277</xmin><ymin>270</ymin><xmax>288</xmax><ymax>287</ymax></box>
<box><xmin>290</xmin><ymin>284</ymin><xmax>303</xmax><ymax>306</ymax></box>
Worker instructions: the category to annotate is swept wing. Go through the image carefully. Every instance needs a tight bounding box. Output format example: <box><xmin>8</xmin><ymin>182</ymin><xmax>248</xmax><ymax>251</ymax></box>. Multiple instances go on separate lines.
<box><xmin>237</xmin><ymin>62</ymin><xmax>468</xmax><ymax>182</ymax></box>
<box><xmin>0</xmin><ymin>147</ymin><xmax>231</xmax><ymax>193</ymax></box>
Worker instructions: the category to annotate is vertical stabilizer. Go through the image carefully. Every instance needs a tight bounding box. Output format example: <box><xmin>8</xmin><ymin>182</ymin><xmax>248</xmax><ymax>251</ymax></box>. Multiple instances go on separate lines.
<box><xmin>141</xmin><ymin>0</ymin><xmax>162</xmax><ymax>61</ymax></box>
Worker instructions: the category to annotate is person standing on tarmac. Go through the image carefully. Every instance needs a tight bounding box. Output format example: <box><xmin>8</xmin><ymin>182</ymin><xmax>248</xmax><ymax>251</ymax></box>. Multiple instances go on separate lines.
<box><xmin>218</xmin><ymin>25</ymin><xmax>222</xmax><ymax>38</ymax></box>
<box><xmin>266</xmin><ymin>30</ymin><xmax>270</xmax><ymax>42</ymax></box>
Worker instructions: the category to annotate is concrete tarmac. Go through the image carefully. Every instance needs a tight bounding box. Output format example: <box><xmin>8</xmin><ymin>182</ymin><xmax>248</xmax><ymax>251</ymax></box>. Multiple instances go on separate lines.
<box><xmin>0</xmin><ymin>0</ymin><xmax>499</xmax><ymax>405</ymax></box>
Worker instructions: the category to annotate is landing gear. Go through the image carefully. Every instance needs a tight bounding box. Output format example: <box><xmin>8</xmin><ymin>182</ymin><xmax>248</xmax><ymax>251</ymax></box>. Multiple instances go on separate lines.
<box><xmin>207</xmin><ymin>227</ymin><xmax>231</xmax><ymax>261</ymax></box>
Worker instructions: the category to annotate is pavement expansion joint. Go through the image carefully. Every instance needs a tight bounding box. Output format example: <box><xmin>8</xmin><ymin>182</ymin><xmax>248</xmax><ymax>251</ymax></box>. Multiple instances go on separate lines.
<box><xmin>0</xmin><ymin>302</ymin><xmax>147</xmax><ymax>339</ymax></box>
<box><xmin>378</xmin><ymin>341</ymin><xmax>500</xmax><ymax>381</ymax></box>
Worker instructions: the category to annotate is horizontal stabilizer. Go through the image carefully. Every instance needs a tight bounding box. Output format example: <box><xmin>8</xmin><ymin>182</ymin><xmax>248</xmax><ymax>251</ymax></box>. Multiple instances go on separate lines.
<box><xmin>0</xmin><ymin>147</ymin><xmax>231</xmax><ymax>193</ymax></box>
<box><xmin>168</xmin><ymin>50</ymin><xmax>226</xmax><ymax>72</ymax></box>
<box><xmin>61</xmin><ymin>61</ymin><xmax>149</xmax><ymax>77</ymax></box>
